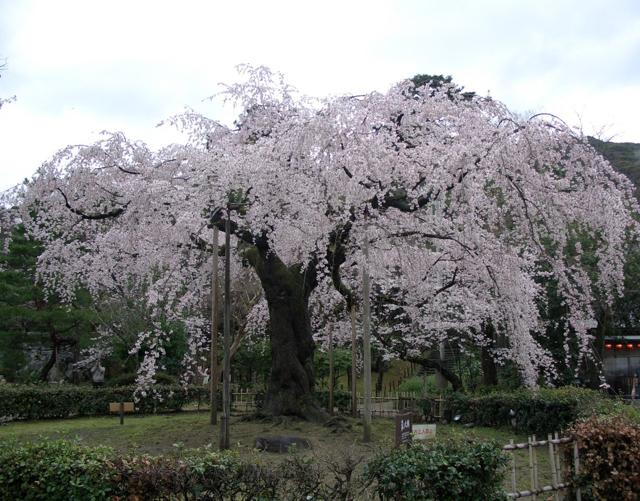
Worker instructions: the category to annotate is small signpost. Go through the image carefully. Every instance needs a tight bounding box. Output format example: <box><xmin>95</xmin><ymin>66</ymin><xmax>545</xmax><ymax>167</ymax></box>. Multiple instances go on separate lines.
<box><xmin>395</xmin><ymin>413</ymin><xmax>412</xmax><ymax>447</ymax></box>
<box><xmin>109</xmin><ymin>401</ymin><xmax>135</xmax><ymax>425</ymax></box>
<box><xmin>413</xmin><ymin>424</ymin><xmax>437</xmax><ymax>441</ymax></box>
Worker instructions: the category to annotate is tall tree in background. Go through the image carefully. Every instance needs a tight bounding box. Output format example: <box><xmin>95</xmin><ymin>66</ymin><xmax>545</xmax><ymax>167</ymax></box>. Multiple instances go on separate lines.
<box><xmin>0</xmin><ymin>221</ymin><xmax>94</xmax><ymax>381</ymax></box>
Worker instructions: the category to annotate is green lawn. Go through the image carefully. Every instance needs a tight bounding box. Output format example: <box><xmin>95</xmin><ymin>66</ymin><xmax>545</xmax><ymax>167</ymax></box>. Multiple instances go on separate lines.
<box><xmin>0</xmin><ymin>411</ymin><xmax>556</xmax><ymax>497</ymax></box>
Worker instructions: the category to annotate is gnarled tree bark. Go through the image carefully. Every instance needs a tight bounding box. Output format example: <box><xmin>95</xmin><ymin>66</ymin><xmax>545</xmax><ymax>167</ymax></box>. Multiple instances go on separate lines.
<box><xmin>244</xmin><ymin>245</ymin><xmax>327</xmax><ymax>421</ymax></box>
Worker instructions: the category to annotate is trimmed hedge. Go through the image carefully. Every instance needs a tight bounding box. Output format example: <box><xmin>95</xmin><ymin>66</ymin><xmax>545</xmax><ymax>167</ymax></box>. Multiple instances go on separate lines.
<box><xmin>437</xmin><ymin>387</ymin><xmax>635</xmax><ymax>435</ymax></box>
<box><xmin>365</xmin><ymin>439</ymin><xmax>507</xmax><ymax>501</ymax></box>
<box><xmin>0</xmin><ymin>438</ymin><xmax>508</xmax><ymax>500</ymax></box>
<box><xmin>0</xmin><ymin>440</ymin><xmax>363</xmax><ymax>500</ymax></box>
<box><xmin>0</xmin><ymin>440</ymin><xmax>114</xmax><ymax>501</ymax></box>
<box><xmin>0</xmin><ymin>384</ymin><xmax>208</xmax><ymax>422</ymax></box>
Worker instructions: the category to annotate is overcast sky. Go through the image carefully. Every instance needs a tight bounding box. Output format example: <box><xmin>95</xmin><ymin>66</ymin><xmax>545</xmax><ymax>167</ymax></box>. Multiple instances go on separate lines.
<box><xmin>1</xmin><ymin>0</ymin><xmax>639</xmax><ymax>190</ymax></box>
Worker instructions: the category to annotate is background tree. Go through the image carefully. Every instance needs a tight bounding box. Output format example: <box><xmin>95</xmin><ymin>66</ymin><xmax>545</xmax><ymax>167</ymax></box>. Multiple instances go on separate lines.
<box><xmin>0</xmin><ymin>220</ymin><xmax>94</xmax><ymax>381</ymax></box>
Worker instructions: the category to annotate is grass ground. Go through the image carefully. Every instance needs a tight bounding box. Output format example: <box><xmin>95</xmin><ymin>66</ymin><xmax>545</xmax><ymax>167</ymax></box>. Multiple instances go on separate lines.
<box><xmin>0</xmin><ymin>410</ymin><xmax>555</xmax><ymax>496</ymax></box>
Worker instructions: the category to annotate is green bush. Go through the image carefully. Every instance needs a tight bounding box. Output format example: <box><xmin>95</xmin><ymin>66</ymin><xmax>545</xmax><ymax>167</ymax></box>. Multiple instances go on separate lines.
<box><xmin>316</xmin><ymin>389</ymin><xmax>352</xmax><ymax>412</ymax></box>
<box><xmin>0</xmin><ymin>440</ymin><xmax>114</xmax><ymax>501</ymax></box>
<box><xmin>0</xmin><ymin>384</ymin><xmax>208</xmax><ymax>422</ymax></box>
<box><xmin>0</xmin><ymin>440</ymin><xmax>362</xmax><ymax>500</ymax></box>
<box><xmin>438</xmin><ymin>387</ymin><xmax>635</xmax><ymax>435</ymax></box>
<box><xmin>365</xmin><ymin>439</ymin><xmax>507</xmax><ymax>501</ymax></box>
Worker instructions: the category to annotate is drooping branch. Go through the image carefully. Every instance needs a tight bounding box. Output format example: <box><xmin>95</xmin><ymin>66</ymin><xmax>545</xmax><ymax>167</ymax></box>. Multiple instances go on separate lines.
<box><xmin>56</xmin><ymin>188</ymin><xmax>128</xmax><ymax>220</ymax></box>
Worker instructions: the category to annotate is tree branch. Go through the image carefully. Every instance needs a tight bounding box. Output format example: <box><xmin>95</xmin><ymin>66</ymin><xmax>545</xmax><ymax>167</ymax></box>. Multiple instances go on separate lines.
<box><xmin>56</xmin><ymin>188</ymin><xmax>128</xmax><ymax>220</ymax></box>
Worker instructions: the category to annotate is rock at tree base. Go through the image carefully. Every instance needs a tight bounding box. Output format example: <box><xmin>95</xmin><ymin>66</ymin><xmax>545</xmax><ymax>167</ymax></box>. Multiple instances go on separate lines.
<box><xmin>254</xmin><ymin>436</ymin><xmax>312</xmax><ymax>453</ymax></box>
<box><xmin>323</xmin><ymin>416</ymin><xmax>352</xmax><ymax>433</ymax></box>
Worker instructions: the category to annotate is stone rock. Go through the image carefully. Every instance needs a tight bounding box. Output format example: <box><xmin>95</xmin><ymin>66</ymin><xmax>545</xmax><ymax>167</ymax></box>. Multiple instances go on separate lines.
<box><xmin>254</xmin><ymin>435</ymin><xmax>312</xmax><ymax>453</ymax></box>
<box><xmin>323</xmin><ymin>416</ymin><xmax>352</xmax><ymax>433</ymax></box>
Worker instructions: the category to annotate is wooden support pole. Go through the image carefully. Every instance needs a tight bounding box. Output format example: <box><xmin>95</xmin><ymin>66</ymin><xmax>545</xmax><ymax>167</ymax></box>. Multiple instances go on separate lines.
<box><xmin>362</xmin><ymin>234</ymin><xmax>372</xmax><ymax>443</ymax></box>
<box><xmin>350</xmin><ymin>304</ymin><xmax>357</xmax><ymax>417</ymax></box>
<box><xmin>210</xmin><ymin>226</ymin><xmax>220</xmax><ymax>425</ymax></box>
<box><xmin>532</xmin><ymin>434</ymin><xmax>539</xmax><ymax>495</ymax></box>
<box><xmin>219</xmin><ymin>208</ymin><xmax>232</xmax><ymax>450</ymax></box>
<box><xmin>510</xmin><ymin>439</ymin><xmax>517</xmax><ymax>493</ymax></box>
<box><xmin>328</xmin><ymin>328</ymin><xmax>334</xmax><ymax>416</ymax></box>
<box><xmin>548</xmin><ymin>433</ymin><xmax>559</xmax><ymax>501</ymax></box>
<box><xmin>528</xmin><ymin>436</ymin><xmax>537</xmax><ymax>501</ymax></box>
<box><xmin>573</xmin><ymin>441</ymin><xmax>582</xmax><ymax>501</ymax></box>
<box><xmin>554</xmin><ymin>432</ymin><xmax>562</xmax><ymax>485</ymax></box>
<box><xmin>119</xmin><ymin>400</ymin><xmax>124</xmax><ymax>426</ymax></box>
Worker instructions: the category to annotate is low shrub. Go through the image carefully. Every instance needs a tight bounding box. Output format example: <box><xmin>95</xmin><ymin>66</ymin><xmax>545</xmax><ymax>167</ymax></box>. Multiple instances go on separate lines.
<box><xmin>364</xmin><ymin>439</ymin><xmax>507</xmax><ymax>501</ymax></box>
<box><xmin>0</xmin><ymin>384</ymin><xmax>208</xmax><ymax>422</ymax></box>
<box><xmin>316</xmin><ymin>389</ymin><xmax>352</xmax><ymax>413</ymax></box>
<box><xmin>567</xmin><ymin>415</ymin><xmax>640</xmax><ymax>500</ymax></box>
<box><xmin>0</xmin><ymin>440</ymin><xmax>114</xmax><ymax>501</ymax></box>
<box><xmin>439</xmin><ymin>387</ymin><xmax>635</xmax><ymax>435</ymax></box>
<box><xmin>0</xmin><ymin>440</ymin><xmax>364</xmax><ymax>500</ymax></box>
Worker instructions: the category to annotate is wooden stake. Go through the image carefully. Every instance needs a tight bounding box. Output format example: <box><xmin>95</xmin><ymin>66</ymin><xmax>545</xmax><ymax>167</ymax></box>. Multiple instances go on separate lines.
<box><xmin>219</xmin><ymin>208</ymin><xmax>232</xmax><ymax>450</ymax></box>
<box><xmin>527</xmin><ymin>437</ymin><xmax>537</xmax><ymax>499</ymax></box>
<box><xmin>532</xmin><ymin>434</ymin><xmax>538</xmax><ymax>495</ymax></box>
<box><xmin>328</xmin><ymin>328</ymin><xmax>334</xmax><ymax>415</ymax></box>
<box><xmin>573</xmin><ymin>440</ymin><xmax>582</xmax><ymax>501</ymax></box>
<box><xmin>350</xmin><ymin>304</ymin><xmax>357</xmax><ymax>417</ymax></box>
<box><xmin>210</xmin><ymin>226</ymin><xmax>219</xmax><ymax>425</ymax></box>
<box><xmin>548</xmin><ymin>433</ymin><xmax>559</xmax><ymax>501</ymax></box>
<box><xmin>510</xmin><ymin>439</ymin><xmax>517</xmax><ymax>493</ymax></box>
<box><xmin>554</xmin><ymin>432</ymin><xmax>562</xmax><ymax>485</ymax></box>
<box><xmin>362</xmin><ymin>234</ymin><xmax>372</xmax><ymax>442</ymax></box>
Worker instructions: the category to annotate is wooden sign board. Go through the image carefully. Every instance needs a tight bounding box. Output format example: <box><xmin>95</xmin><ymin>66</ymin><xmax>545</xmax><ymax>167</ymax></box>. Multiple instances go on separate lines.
<box><xmin>395</xmin><ymin>413</ymin><xmax>412</xmax><ymax>447</ymax></box>
<box><xmin>109</xmin><ymin>402</ymin><xmax>135</xmax><ymax>413</ymax></box>
<box><xmin>413</xmin><ymin>424</ymin><xmax>436</xmax><ymax>441</ymax></box>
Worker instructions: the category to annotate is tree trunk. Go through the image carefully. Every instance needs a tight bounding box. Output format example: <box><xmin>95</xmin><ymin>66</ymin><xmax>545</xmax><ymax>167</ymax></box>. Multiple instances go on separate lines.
<box><xmin>245</xmin><ymin>246</ymin><xmax>327</xmax><ymax>421</ymax></box>
<box><xmin>481</xmin><ymin>321</ymin><xmax>498</xmax><ymax>387</ymax></box>
<box><xmin>39</xmin><ymin>345</ymin><xmax>57</xmax><ymax>382</ymax></box>
<box><xmin>40</xmin><ymin>327</ymin><xmax>78</xmax><ymax>382</ymax></box>
<box><xmin>374</xmin><ymin>354</ymin><xmax>386</xmax><ymax>394</ymax></box>
<box><xmin>481</xmin><ymin>347</ymin><xmax>498</xmax><ymax>387</ymax></box>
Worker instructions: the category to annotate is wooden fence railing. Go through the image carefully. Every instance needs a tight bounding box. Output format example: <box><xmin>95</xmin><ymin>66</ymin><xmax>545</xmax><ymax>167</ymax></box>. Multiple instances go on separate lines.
<box><xmin>354</xmin><ymin>392</ymin><xmax>425</xmax><ymax>417</ymax></box>
<box><xmin>230</xmin><ymin>388</ymin><xmax>258</xmax><ymax>413</ymax></box>
<box><xmin>503</xmin><ymin>433</ymin><xmax>581</xmax><ymax>500</ymax></box>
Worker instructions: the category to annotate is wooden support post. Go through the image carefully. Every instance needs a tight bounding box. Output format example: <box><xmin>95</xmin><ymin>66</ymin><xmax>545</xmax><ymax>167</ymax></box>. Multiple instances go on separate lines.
<box><xmin>510</xmin><ymin>439</ymin><xmax>517</xmax><ymax>493</ymax></box>
<box><xmin>548</xmin><ymin>433</ymin><xmax>559</xmax><ymax>501</ymax></box>
<box><xmin>532</xmin><ymin>434</ymin><xmax>539</xmax><ymax>495</ymax></box>
<box><xmin>328</xmin><ymin>328</ymin><xmax>334</xmax><ymax>416</ymax></box>
<box><xmin>119</xmin><ymin>400</ymin><xmax>124</xmax><ymax>426</ymax></box>
<box><xmin>210</xmin><ymin>225</ymin><xmax>219</xmax><ymax>425</ymax></box>
<box><xmin>528</xmin><ymin>436</ymin><xmax>537</xmax><ymax>500</ymax></box>
<box><xmin>554</xmin><ymin>432</ymin><xmax>562</xmax><ymax>485</ymax></box>
<box><xmin>219</xmin><ymin>207</ymin><xmax>232</xmax><ymax>450</ymax></box>
<box><xmin>350</xmin><ymin>305</ymin><xmax>357</xmax><ymax>417</ymax></box>
<box><xmin>573</xmin><ymin>440</ymin><xmax>582</xmax><ymax>501</ymax></box>
<box><xmin>362</xmin><ymin>234</ymin><xmax>372</xmax><ymax>442</ymax></box>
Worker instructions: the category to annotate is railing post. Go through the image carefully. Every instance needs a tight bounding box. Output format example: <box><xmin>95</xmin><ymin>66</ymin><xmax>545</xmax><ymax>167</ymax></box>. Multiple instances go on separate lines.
<box><xmin>573</xmin><ymin>440</ymin><xmax>582</xmax><ymax>501</ymax></box>
<box><xmin>548</xmin><ymin>433</ymin><xmax>559</xmax><ymax>501</ymax></box>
